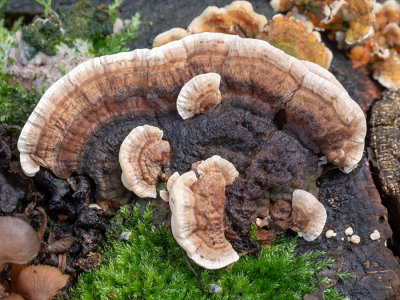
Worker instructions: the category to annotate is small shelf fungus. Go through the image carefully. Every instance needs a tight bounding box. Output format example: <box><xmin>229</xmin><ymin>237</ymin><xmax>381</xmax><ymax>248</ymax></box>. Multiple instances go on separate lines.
<box><xmin>169</xmin><ymin>156</ymin><xmax>239</xmax><ymax>269</ymax></box>
<box><xmin>119</xmin><ymin>125</ymin><xmax>171</xmax><ymax>198</ymax></box>
<box><xmin>177</xmin><ymin>73</ymin><xmax>222</xmax><ymax>119</ymax></box>
<box><xmin>0</xmin><ymin>217</ymin><xmax>40</xmax><ymax>272</ymax></box>
<box><xmin>17</xmin><ymin>32</ymin><xmax>365</xmax><ymax>248</ymax></box>
<box><xmin>290</xmin><ymin>190</ymin><xmax>327</xmax><ymax>241</ymax></box>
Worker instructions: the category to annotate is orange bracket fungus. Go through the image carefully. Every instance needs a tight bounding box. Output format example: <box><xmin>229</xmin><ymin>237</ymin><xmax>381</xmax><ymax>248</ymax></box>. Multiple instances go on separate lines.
<box><xmin>153</xmin><ymin>1</ymin><xmax>267</xmax><ymax>47</ymax></box>
<box><xmin>0</xmin><ymin>217</ymin><xmax>40</xmax><ymax>272</ymax></box>
<box><xmin>256</xmin><ymin>14</ymin><xmax>333</xmax><ymax>69</ymax></box>
<box><xmin>169</xmin><ymin>156</ymin><xmax>239</xmax><ymax>269</ymax></box>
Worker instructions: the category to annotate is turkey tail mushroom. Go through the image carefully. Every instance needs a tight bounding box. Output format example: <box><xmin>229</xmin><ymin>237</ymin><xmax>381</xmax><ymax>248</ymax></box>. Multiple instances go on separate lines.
<box><xmin>18</xmin><ymin>33</ymin><xmax>365</xmax><ymax>203</ymax></box>
<box><xmin>169</xmin><ymin>156</ymin><xmax>239</xmax><ymax>269</ymax></box>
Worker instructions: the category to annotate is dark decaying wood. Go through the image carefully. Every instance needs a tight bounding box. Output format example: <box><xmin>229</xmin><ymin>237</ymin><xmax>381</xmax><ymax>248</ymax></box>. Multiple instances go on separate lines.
<box><xmin>2</xmin><ymin>1</ymin><xmax>400</xmax><ymax>298</ymax></box>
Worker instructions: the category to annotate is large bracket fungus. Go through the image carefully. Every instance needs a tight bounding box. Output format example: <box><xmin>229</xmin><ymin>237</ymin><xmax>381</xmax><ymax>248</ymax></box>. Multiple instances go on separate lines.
<box><xmin>18</xmin><ymin>33</ymin><xmax>366</xmax><ymax>258</ymax></box>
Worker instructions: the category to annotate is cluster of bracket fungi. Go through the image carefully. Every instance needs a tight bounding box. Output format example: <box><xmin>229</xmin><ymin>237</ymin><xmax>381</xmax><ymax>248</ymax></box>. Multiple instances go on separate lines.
<box><xmin>153</xmin><ymin>1</ymin><xmax>333</xmax><ymax>70</ymax></box>
<box><xmin>14</xmin><ymin>31</ymin><xmax>366</xmax><ymax>271</ymax></box>
<box><xmin>155</xmin><ymin>0</ymin><xmax>400</xmax><ymax>89</ymax></box>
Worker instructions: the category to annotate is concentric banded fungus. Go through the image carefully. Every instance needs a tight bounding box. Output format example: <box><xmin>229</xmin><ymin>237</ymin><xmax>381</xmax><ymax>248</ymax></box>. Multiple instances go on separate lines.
<box><xmin>18</xmin><ymin>33</ymin><xmax>365</xmax><ymax>204</ymax></box>
<box><xmin>0</xmin><ymin>217</ymin><xmax>40</xmax><ymax>272</ymax></box>
<box><xmin>15</xmin><ymin>265</ymin><xmax>69</xmax><ymax>300</ymax></box>
<box><xmin>177</xmin><ymin>73</ymin><xmax>222</xmax><ymax>119</ymax></box>
<box><xmin>290</xmin><ymin>189</ymin><xmax>327</xmax><ymax>241</ymax></box>
<box><xmin>119</xmin><ymin>125</ymin><xmax>171</xmax><ymax>198</ymax></box>
<box><xmin>169</xmin><ymin>156</ymin><xmax>239</xmax><ymax>269</ymax></box>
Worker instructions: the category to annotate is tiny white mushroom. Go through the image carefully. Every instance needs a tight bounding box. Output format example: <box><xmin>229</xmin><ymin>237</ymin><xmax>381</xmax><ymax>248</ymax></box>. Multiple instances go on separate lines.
<box><xmin>345</xmin><ymin>227</ymin><xmax>354</xmax><ymax>236</ymax></box>
<box><xmin>370</xmin><ymin>230</ymin><xmax>380</xmax><ymax>240</ymax></box>
<box><xmin>177</xmin><ymin>73</ymin><xmax>222</xmax><ymax>120</ymax></box>
<box><xmin>326</xmin><ymin>230</ymin><xmax>337</xmax><ymax>238</ymax></box>
<box><xmin>119</xmin><ymin>232</ymin><xmax>132</xmax><ymax>241</ymax></box>
<box><xmin>350</xmin><ymin>235</ymin><xmax>361</xmax><ymax>244</ymax></box>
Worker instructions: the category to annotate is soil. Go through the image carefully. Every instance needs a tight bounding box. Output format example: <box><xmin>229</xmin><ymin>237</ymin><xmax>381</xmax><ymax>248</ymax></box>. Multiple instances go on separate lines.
<box><xmin>2</xmin><ymin>1</ymin><xmax>400</xmax><ymax>299</ymax></box>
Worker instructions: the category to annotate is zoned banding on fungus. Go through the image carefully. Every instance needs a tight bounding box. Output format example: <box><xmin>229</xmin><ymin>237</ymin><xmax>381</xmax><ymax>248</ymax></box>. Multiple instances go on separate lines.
<box><xmin>169</xmin><ymin>156</ymin><xmax>239</xmax><ymax>269</ymax></box>
<box><xmin>119</xmin><ymin>125</ymin><xmax>171</xmax><ymax>199</ymax></box>
<box><xmin>18</xmin><ymin>32</ymin><xmax>366</xmax><ymax>204</ymax></box>
<box><xmin>290</xmin><ymin>189</ymin><xmax>327</xmax><ymax>241</ymax></box>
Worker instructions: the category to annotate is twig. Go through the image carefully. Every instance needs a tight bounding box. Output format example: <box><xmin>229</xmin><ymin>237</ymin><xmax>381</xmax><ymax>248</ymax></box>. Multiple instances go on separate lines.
<box><xmin>179</xmin><ymin>248</ymin><xmax>209</xmax><ymax>293</ymax></box>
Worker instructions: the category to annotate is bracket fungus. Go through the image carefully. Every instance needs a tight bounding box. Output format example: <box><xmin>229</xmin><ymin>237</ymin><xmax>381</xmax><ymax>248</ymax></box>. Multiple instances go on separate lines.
<box><xmin>153</xmin><ymin>1</ymin><xmax>266</xmax><ymax>47</ymax></box>
<box><xmin>169</xmin><ymin>156</ymin><xmax>239</xmax><ymax>269</ymax></box>
<box><xmin>290</xmin><ymin>189</ymin><xmax>327</xmax><ymax>241</ymax></box>
<box><xmin>256</xmin><ymin>14</ymin><xmax>333</xmax><ymax>69</ymax></box>
<box><xmin>119</xmin><ymin>125</ymin><xmax>171</xmax><ymax>198</ymax></box>
<box><xmin>177</xmin><ymin>73</ymin><xmax>222</xmax><ymax>119</ymax></box>
<box><xmin>187</xmin><ymin>1</ymin><xmax>267</xmax><ymax>38</ymax></box>
<box><xmin>18</xmin><ymin>33</ymin><xmax>365</xmax><ymax>213</ymax></box>
<box><xmin>0</xmin><ymin>217</ymin><xmax>40</xmax><ymax>272</ymax></box>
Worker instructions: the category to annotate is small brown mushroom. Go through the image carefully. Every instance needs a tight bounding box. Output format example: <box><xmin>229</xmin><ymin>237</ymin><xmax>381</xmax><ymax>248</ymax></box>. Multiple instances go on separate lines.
<box><xmin>0</xmin><ymin>217</ymin><xmax>40</xmax><ymax>272</ymax></box>
<box><xmin>15</xmin><ymin>265</ymin><xmax>69</xmax><ymax>300</ymax></box>
<box><xmin>119</xmin><ymin>125</ymin><xmax>171</xmax><ymax>198</ymax></box>
<box><xmin>169</xmin><ymin>155</ymin><xmax>239</xmax><ymax>269</ymax></box>
<box><xmin>290</xmin><ymin>189</ymin><xmax>327</xmax><ymax>241</ymax></box>
<box><xmin>1</xmin><ymin>293</ymin><xmax>25</xmax><ymax>300</ymax></box>
<box><xmin>177</xmin><ymin>73</ymin><xmax>222</xmax><ymax>119</ymax></box>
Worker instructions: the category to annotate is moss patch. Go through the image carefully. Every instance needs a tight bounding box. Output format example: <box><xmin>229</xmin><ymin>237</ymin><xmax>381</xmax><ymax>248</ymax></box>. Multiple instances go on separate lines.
<box><xmin>21</xmin><ymin>14</ymin><xmax>63</xmax><ymax>57</ymax></box>
<box><xmin>59</xmin><ymin>0</ymin><xmax>112</xmax><ymax>46</ymax></box>
<box><xmin>0</xmin><ymin>73</ymin><xmax>40</xmax><ymax>127</ymax></box>
<box><xmin>73</xmin><ymin>204</ymin><xmax>348</xmax><ymax>300</ymax></box>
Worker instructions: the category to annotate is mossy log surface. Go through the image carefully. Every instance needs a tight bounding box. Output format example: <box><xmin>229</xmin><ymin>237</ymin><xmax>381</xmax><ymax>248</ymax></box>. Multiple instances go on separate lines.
<box><xmin>2</xmin><ymin>0</ymin><xmax>400</xmax><ymax>299</ymax></box>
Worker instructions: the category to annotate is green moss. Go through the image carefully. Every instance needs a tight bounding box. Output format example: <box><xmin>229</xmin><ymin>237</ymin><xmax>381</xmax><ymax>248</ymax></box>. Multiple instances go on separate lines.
<box><xmin>21</xmin><ymin>14</ymin><xmax>63</xmax><ymax>57</ymax></box>
<box><xmin>0</xmin><ymin>73</ymin><xmax>40</xmax><ymax>127</ymax></box>
<box><xmin>73</xmin><ymin>204</ymin><xmax>348</xmax><ymax>300</ymax></box>
<box><xmin>21</xmin><ymin>0</ymin><xmax>139</xmax><ymax>58</ymax></box>
<box><xmin>91</xmin><ymin>12</ymin><xmax>140</xmax><ymax>56</ymax></box>
<box><xmin>59</xmin><ymin>0</ymin><xmax>112</xmax><ymax>45</ymax></box>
